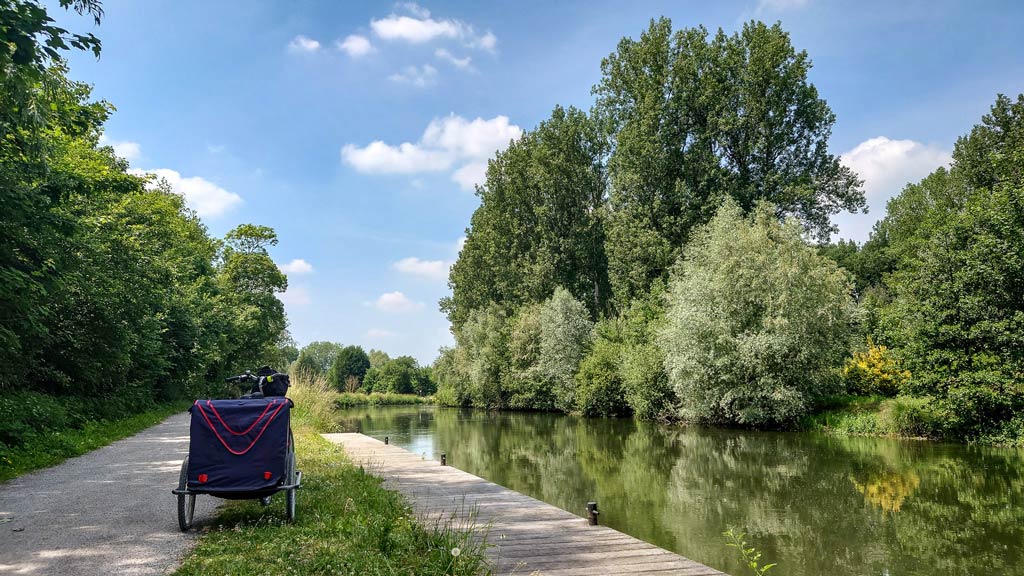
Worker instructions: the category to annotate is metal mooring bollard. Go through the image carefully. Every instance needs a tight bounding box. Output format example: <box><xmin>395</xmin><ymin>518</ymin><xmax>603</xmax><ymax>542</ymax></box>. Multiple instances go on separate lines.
<box><xmin>441</xmin><ymin>453</ymin><xmax>447</xmax><ymax>466</ymax></box>
<box><xmin>384</xmin><ymin>436</ymin><xmax>389</xmax><ymax>445</ymax></box>
<box><xmin>586</xmin><ymin>501</ymin><xmax>599</xmax><ymax>526</ymax></box>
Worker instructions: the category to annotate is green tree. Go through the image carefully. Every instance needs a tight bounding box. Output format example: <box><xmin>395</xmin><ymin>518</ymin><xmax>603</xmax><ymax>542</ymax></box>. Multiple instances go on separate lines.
<box><xmin>368</xmin><ymin>349</ymin><xmax>391</xmax><ymax>368</ymax></box>
<box><xmin>328</xmin><ymin>345</ymin><xmax>371</xmax><ymax>391</ymax></box>
<box><xmin>433</xmin><ymin>346</ymin><xmax>472</xmax><ymax>406</ymax></box>
<box><xmin>362</xmin><ymin>356</ymin><xmax>426</xmax><ymax>395</ymax></box>
<box><xmin>1</xmin><ymin>0</ymin><xmax>109</xmax><ymax>389</ymax></box>
<box><xmin>594</xmin><ymin>18</ymin><xmax>863</xmax><ymax>305</ymax></box>
<box><xmin>214</xmin><ymin>225</ymin><xmax>287</xmax><ymax>375</ymax></box>
<box><xmin>575</xmin><ymin>333</ymin><xmax>630</xmax><ymax>417</ymax></box>
<box><xmin>616</xmin><ymin>287</ymin><xmax>676</xmax><ymax>420</ymax></box>
<box><xmin>877</xmin><ymin>94</ymin><xmax>1024</xmax><ymax>440</ymax></box>
<box><xmin>457</xmin><ymin>305</ymin><xmax>509</xmax><ymax>408</ymax></box>
<box><xmin>443</xmin><ymin>106</ymin><xmax>608</xmax><ymax>328</ymax></box>
<box><xmin>659</xmin><ymin>201</ymin><xmax>858</xmax><ymax>427</ymax></box>
<box><xmin>503</xmin><ymin>303</ymin><xmax>553</xmax><ymax>410</ymax></box>
<box><xmin>294</xmin><ymin>341</ymin><xmax>344</xmax><ymax>378</ymax></box>
<box><xmin>538</xmin><ymin>287</ymin><xmax>594</xmax><ymax>413</ymax></box>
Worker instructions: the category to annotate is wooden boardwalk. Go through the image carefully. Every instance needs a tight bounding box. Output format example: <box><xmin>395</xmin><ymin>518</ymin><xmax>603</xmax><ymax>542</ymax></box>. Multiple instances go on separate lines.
<box><xmin>322</xmin><ymin>433</ymin><xmax>726</xmax><ymax>576</ymax></box>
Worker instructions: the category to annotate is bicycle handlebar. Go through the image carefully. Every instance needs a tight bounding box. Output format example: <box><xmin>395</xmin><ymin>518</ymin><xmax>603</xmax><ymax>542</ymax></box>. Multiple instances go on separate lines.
<box><xmin>224</xmin><ymin>371</ymin><xmax>256</xmax><ymax>383</ymax></box>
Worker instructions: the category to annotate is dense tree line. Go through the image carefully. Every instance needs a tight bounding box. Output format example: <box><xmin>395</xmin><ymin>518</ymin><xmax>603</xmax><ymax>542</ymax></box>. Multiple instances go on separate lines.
<box><xmin>435</xmin><ymin>17</ymin><xmax>1024</xmax><ymax>444</ymax></box>
<box><xmin>293</xmin><ymin>342</ymin><xmax>435</xmax><ymax>396</ymax></box>
<box><xmin>0</xmin><ymin>1</ymin><xmax>290</xmax><ymax>447</ymax></box>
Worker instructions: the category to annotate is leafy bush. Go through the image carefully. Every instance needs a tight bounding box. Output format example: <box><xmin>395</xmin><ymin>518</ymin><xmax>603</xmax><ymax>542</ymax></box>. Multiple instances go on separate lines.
<box><xmin>575</xmin><ymin>338</ymin><xmax>629</xmax><ymax>417</ymax></box>
<box><xmin>432</xmin><ymin>346</ymin><xmax>472</xmax><ymax>407</ymax></box>
<box><xmin>841</xmin><ymin>339</ymin><xmax>910</xmax><ymax>397</ymax></box>
<box><xmin>0</xmin><ymin>392</ymin><xmax>69</xmax><ymax>447</ymax></box>
<box><xmin>620</xmin><ymin>341</ymin><xmax>674</xmax><ymax>420</ymax></box>
<box><xmin>539</xmin><ymin>288</ymin><xmax>593</xmax><ymax>413</ymax></box>
<box><xmin>659</xmin><ymin>201</ymin><xmax>859</xmax><ymax>427</ymax></box>
<box><xmin>935</xmin><ymin>373</ymin><xmax>1023</xmax><ymax>439</ymax></box>
<box><xmin>503</xmin><ymin>303</ymin><xmax>554</xmax><ymax>410</ymax></box>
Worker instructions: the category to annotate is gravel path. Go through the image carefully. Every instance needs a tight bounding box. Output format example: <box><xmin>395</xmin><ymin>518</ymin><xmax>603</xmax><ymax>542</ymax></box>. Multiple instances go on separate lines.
<box><xmin>0</xmin><ymin>412</ymin><xmax>220</xmax><ymax>575</ymax></box>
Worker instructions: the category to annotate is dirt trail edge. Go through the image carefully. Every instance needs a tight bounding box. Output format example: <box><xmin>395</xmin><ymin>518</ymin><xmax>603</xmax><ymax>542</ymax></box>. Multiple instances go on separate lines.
<box><xmin>0</xmin><ymin>412</ymin><xmax>220</xmax><ymax>575</ymax></box>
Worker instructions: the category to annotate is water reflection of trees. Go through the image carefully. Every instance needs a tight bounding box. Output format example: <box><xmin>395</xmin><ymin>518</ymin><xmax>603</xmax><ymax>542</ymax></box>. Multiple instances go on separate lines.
<box><xmin>337</xmin><ymin>407</ymin><xmax>1024</xmax><ymax>576</ymax></box>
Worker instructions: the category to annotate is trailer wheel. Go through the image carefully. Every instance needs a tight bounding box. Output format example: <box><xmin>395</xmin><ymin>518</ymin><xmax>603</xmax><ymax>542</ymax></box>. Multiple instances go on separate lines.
<box><xmin>285</xmin><ymin>451</ymin><xmax>297</xmax><ymax>522</ymax></box>
<box><xmin>177</xmin><ymin>456</ymin><xmax>196</xmax><ymax>532</ymax></box>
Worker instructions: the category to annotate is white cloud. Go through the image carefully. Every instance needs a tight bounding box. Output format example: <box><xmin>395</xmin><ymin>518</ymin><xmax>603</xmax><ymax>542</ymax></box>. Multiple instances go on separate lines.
<box><xmin>288</xmin><ymin>35</ymin><xmax>321</xmax><ymax>53</ymax></box>
<box><xmin>99</xmin><ymin>134</ymin><xmax>141</xmax><ymax>161</ymax></box>
<box><xmin>342</xmin><ymin>114</ymin><xmax>521</xmax><ymax>187</ymax></box>
<box><xmin>469</xmin><ymin>31</ymin><xmax>497</xmax><ymax>52</ymax></box>
<box><xmin>370</xmin><ymin>291</ymin><xmax>424</xmax><ymax>313</ymax></box>
<box><xmin>388</xmin><ymin>64</ymin><xmax>438</xmax><ymax>87</ymax></box>
<box><xmin>397</xmin><ymin>2</ymin><xmax>431</xmax><ymax>18</ymax></box>
<box><xmin>279</xmin><ymin>259</ymin><xmax>314</xmax><ymax>275</ymax></box>
<box><xmin>421</xmin><ymin>115</ymin><xmax>520</xmax><ymax>157</ymax></box>
<box><xmin>435</xmin><ymin>48</ymin><xmax>472</xmax><ymax>69</ymax></box>
<box><xmin>279</xmin><ymin>285</ymin><xmax>311</xmax><ymax>307</ymax></box>
<box><xmin>206</xmin><ymin>143</ymin><xmax>225</xmax><ymax>154</ymax></box>
<box><xmin>129</xmin><ymin>168</ymin><xmax>243</xmax><ymax>218</ymax></box>
<box><xmin>456</xmin><ymin>236</ymin><xmax>466</xmax><ymax>253</ymax></box>
<box><xmin>841</xmin><ymin>137</ymin><xmax>952</xmax><ymax>201</ymax></box>
<box><xmin>393</xmin><ymin>257</ymin><xmax>450</xmax><ymax>281</ymax></box>
<box><xmin>341</xmin><ymin>140</ymin><xmax>452</xmax><ymax>174</ymax></box>
<box><xmin>451</xmin><ymin>161</ymin><xmax>487</xmax><ymax>191</ymax></box>
<box><xmin>833</xmin><ymin>136</ymin><xmax>952</xmax><ymax>242</ymax></box>
<box><xmin>371</xmin><ymin>14</ymin><xmax>465</xmax><ymax>43</ymax></box>
<box><xmin>366</xmin><ymin>328</ymin><xmax>395</xmax><ymax>339</ymax></box>
<box><xmin>370</xmin><ymin>9</ymin><xmax>496</xmax><ymax>52</ymax></box>
<box><xmin>337</xmin><ymin>34</ymin><xmax>374</xmax><ymax>57</ymax></box>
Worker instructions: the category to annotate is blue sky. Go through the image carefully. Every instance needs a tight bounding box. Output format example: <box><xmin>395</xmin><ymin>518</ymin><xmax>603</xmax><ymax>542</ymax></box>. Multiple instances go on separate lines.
<box><xmin>55</xmin><ymin>0</ymin><xmax>1024</xmax><ymax>363</ymax></box>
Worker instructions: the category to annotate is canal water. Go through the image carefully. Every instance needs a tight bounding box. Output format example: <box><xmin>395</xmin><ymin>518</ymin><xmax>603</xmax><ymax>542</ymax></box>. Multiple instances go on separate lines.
<box><xmin>334</xmin><ymin>405</ymin><xmax>1024</xmax><ymax>576</ymax></box>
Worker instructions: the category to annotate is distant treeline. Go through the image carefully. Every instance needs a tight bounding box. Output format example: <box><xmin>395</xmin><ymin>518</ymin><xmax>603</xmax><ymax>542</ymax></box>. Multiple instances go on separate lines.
<box><xmin>0</xmin><ymin>1</ymin><xmax>293</xmax><ymax>448</ymax></box>
<box><xmin>434</xmin><ymin>18</ymin><xmax>1024</xmax><ymax>445</ymax></box>
<box><xmin>292</xmin><ymin>342</ymin><xmax>435</xmax><ymax>397</ymax></box>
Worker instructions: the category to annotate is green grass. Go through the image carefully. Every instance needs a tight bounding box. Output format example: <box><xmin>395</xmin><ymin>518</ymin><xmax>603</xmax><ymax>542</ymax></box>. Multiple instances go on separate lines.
<box><xmin>335</xmin><ymin>392</ymin><xmax>433</xmax><ymax>408</ymax></box>
<box><xmin>803</xmin><ymin>395</ymin><xmax>940</xmax><ymax>439</ymax></box>
<box><xmin>174</xmin><ymin>378</ymin><xmax>490</xmax><ymax>576</ymax></box>
<box><xmin>0</xmin><ymin>402</ymin><xmax>189</xmax><ymax>483</ymax></box>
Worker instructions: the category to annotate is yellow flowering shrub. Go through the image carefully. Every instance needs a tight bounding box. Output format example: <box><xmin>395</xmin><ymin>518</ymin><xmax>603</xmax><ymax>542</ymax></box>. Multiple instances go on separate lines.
<box><xmin>842</xmin><ymin>339</ymin><xmax>910</xmax><ymax>397</ymax></box>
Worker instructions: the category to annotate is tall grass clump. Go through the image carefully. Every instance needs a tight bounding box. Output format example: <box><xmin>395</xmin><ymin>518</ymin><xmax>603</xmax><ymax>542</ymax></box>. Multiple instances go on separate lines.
<box><xmin>287</xmin><ymin>372</ymin><xmax>341</xmax><ymax>432</ymax></box>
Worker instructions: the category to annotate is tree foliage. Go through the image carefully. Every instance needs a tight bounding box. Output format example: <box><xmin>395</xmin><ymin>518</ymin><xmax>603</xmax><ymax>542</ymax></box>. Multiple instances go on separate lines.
<box><xmin>0</xmin><ymin>1</ymin><xmax>289</xmax><ymax>433</ymax></box>
<box><xmin>328</xmin><ymin>345</ymin><xmax>371</xmax><ymax>391</ymax></box>
<box><xmin>874</xmin><ymin>94</ymin><xmax>1024</xmax><ymax>440</ymax></box>
<box><xmin>363</xmin><ymin>356</ymin><xmax>433</xmax><ymax>396</ymax></box>
<box><xmin>443</xmin><ymin>106</ymin><xmax>609</xmax><ymax>327</ymax></box>
<box><xmin>294</xmin><ymin>341</ymin><xmax>344</xmax><ymax>378</ymax></box>
<box><xmin>595</xmin><ymin>18</ymin><xmax>864</xmax><ymax>304</ymax></box>
<box><xmin>659</xmin><ymin>201</ymin><xmax>858</xmax><ymax>426</ymax></box>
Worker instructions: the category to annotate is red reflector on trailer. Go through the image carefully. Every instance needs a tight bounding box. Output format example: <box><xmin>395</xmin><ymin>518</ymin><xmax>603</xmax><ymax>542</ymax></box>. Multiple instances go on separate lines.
<box><xmin>264</xmin><ymin>471</ymin><xmax>272</xmax><ymax>480</ymax></box>
<box><xmin>198</xmin><ymin>473</ymin><xmax>208</xmax><ymax>483</ymax></box>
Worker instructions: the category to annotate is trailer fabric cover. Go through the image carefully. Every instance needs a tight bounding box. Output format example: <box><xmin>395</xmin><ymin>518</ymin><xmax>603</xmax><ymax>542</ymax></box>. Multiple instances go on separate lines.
<box><xmin>188</xmin><ymin>398</ymin><xmax>290</xmax><ymax>494</ymax></box>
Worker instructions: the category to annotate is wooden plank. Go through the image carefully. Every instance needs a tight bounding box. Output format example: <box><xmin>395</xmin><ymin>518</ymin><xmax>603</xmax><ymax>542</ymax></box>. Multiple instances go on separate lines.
<box><xmin>322</xmin><ymin>433</ymin><xmax>728</xmax><ymax>576</ymax></box>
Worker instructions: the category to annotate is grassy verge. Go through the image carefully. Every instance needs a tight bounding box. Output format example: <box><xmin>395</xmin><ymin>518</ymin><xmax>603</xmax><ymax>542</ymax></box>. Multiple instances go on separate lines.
<box><xmin>335</xmin><ymin>392</ymin><xmax>433</xmax><ymax>408</ymax></box>
<box><xmin>174</xmin><ymin>378</ymin><xmax>489</xmax><ymax>576</ymax></box>
<box><xmin>802</xmin><ymin>395</ymin><xmax>940</xmax><ymax>440</ymax></box>
<box><xmin>0</xmin><ymin>402</ymin><xmax>189</xmax><ymax>483</ymax></box>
